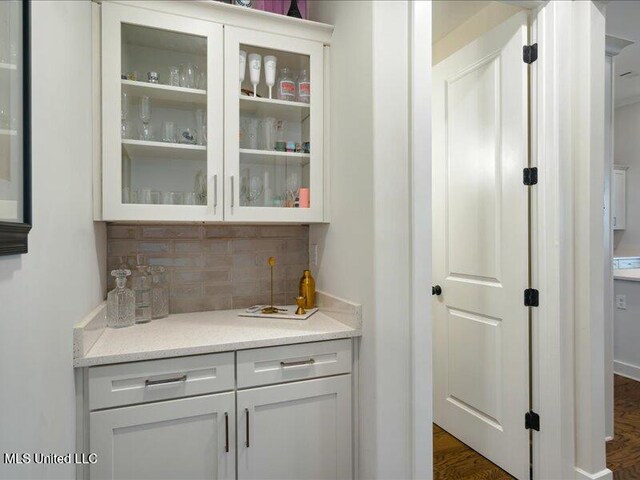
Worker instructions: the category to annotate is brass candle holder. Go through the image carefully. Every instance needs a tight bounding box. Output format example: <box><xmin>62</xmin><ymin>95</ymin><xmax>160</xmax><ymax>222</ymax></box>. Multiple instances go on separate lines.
<box><xmin>261</xmin><ymin>257</ymin><xmax>279</xmax><ymax>314</ymax></box>
<box><xmin>295</xmin><ymin>296</ymin><xmax>306</xmax><ymax>315</ymax></box>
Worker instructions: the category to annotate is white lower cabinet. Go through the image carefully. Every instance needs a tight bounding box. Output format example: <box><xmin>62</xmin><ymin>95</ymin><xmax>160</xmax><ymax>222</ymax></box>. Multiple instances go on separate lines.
<box><xmin>237</xmin><ymin>376</ymin><xmax>352</xmax><ymax>480</ymax></box>
<box><xmin>81</xmin><ymin>340</ymin><xmax>353</xmax><ymax>480</ymax></box>
<box><xmin>90</xmin><ymin>393</ymin><xmax>235</xmax><ymax>480</ymax></box>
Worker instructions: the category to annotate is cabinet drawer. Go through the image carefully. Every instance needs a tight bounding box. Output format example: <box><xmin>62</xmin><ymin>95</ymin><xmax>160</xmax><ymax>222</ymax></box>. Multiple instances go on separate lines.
<box><xmin>237</xmin><ymin>339</ymin><xmax>352</xmax><ymax>388</ymax></box>
<box><xmin>88</xmin><ymin>353</ymin><xmax>234</xmax><ymax>410</ymax></box>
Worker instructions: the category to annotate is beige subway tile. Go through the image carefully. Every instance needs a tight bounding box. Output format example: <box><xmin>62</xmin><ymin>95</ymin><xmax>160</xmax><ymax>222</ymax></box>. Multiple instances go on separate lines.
<box><xmin>205</xmin><ymin>226</ymin><xmax>258</xmax><ymax>238</ymax></box>
<box><xmin>173</xmin><ymin>269</ymin><xmax>231</xmax><ymax>284</ymax></box>
<box><xmin>173</xmin><ymin>241</ymin><xmax>202</xmax><ymax>254</ymax></box>
<box><xmin>259</xmin><ymin>225</ymin><xmax>309</xmax><ymax>238</ymax></box>
<box><xmin>232</xmin><ymin>238</ymin><xmax>285</xmax><ymax>253</ymax></box>
<box><xmin>232</xmin><ymin>253</ymin><xmax>258</xmax><ymax>268</ymax></box>
<box><xmin>148</xmin><ymin>256</ymin><xmax>204</xmax><ymax>268</ymax></box>
<box><xmin>281</xmin><ymin>251</ymin><xmax>309</xmax><ymax>265</ymax></box>
<box><xmin>203</xmin><ymin>254</ymin><xmax>233</xmax><ymax>268</ymax></box>
<box><xmin>170</xmin><ymin>284</ymin><xmax>203</xmax><ymax>298</ymax></box>
<box><xmin>202</xmin><ymin>284</ymin><xmax>235</xmax><ymax>296</ymax></box>
<box><xmin>170</xmin><ymin>295</ymin><xmax>233</xmax><ymax>314</ymax></box>
<box><xmin>108</xmin><ymin>225</ymin><xmax>140</xmax><ymax>239</ymax></box>
<box><xmin>137</xmin><ymin>242</ymin><xmax>171</xmax><ymax>254</ymax></box>
<box><xmin>107</xmin><ymin>241</ymin><xmax>137</xmax><ymax>256</ymax></box>
<box><xmin>285</xmin><ymin>238</ymin><xmax>308</xmax><ymax>252</ymax></box>
<box><xmin>202</xmin><ymin>239</ymin><xmax>231</xmax><ymax>254</ymax></box>
<box><xmin>142</xmin><ymin>226</ymin><xmax>201</xmax><ymax>239</ymax></box>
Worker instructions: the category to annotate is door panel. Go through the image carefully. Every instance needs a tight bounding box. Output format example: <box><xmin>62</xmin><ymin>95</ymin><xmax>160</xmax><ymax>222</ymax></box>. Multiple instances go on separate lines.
<box><xmin>90</xmin><ymin>393</ymin><xmax>235</xmax><ymax>480</ymax></box>
<box><xmin>433</xmin><ymin>12</ymin><xmax>530</xmax><ymax>480</ymax></box>
<box><xmin>237</xmin><ymin>376</ymin><xmax>352</xmax><ymax>480</ymax></box>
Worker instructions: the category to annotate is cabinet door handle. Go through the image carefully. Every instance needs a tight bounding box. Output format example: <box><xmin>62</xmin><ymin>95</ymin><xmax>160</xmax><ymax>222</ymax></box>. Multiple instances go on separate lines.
<box><xmin>245</xmin><ymin>408</ymin><xmax>250</xmax><ymax>448</ymax></box>
<box><xmin>144</xmin><ymin>375</ymin><xmax>187</xmax><ymax>387</ymax></box>
<box><xmin>224</xmin><ymin>412</ymin><xmax>229</xmax><ymax>453</ymax></box>
<box><xmin>231</xmin><ymin>175</ymin><xmax>235</xmax><ymax>208</ymax></box>
<box><xmin>213</xmin><ymin>174</ymin><xmax>218</xmax><ymax>208</ymax></box>
<box><xmin>614</xmin><ymin>216</ymin><xmax>617</xmax><ymax>227</ymax></box>
<box><xmin>280</xmin><ymin>359</ymin><xmax>315</xmax><ymax>368</ymax></box>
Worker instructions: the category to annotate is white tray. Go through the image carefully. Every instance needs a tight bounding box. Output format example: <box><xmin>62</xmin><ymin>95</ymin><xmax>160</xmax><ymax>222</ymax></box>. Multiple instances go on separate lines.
<box><xmin>238</xmin><ymin>305</ymin><xmax>318</xmax><ymax>320</ymax></box>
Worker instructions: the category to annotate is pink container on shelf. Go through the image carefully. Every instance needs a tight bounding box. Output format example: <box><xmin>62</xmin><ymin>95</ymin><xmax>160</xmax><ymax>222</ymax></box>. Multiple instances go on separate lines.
<box><xmin>299</xmin><ymin>188</ymin><xmax>310</xmax><ymax>208</ymax></box>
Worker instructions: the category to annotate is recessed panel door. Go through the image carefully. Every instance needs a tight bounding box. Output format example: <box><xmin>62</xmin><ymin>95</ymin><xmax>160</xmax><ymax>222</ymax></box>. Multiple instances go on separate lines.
<box><xmin>432</xmin><ymin>12</ymin><xmax>530</xmax><ymax>480</ymax></box>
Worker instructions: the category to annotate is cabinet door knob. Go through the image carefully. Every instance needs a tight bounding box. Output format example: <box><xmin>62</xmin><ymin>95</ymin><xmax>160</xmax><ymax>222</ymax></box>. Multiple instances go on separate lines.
<box><xmin>432</xmin><ymin>285</ymin><xmax>442</xmax><ymax>296</ymax></box>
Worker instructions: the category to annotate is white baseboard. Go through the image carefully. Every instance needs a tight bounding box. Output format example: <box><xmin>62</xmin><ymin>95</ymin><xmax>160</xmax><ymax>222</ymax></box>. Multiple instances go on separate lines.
<box><xmin>575</xmin><ymin>467</ymin><xmax>613</xmax><ymax>480</ymax></box>
<box><xmin>613</xmin><ymin>360</ymin><xmax>640</xmax><ymax>382</ymax></box>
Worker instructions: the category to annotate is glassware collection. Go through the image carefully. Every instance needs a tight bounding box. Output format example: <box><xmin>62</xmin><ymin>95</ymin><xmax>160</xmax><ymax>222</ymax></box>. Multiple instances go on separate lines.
<box><xmin>123</xmin><ymin>63</ymin><xmax>206</xmax><ymax>90</ymax></box>
<box><xmin>239</xmin><ymin>50</ymin><xmax>310</xmax><ymax>103</ymax></box>
<box><xmin>120</xmin><ymin>95</ymin><xmax>207</xmax><ymax>145</ymax></box>
<box><xmin>107</xmin><ymin>256</ymin><xmax>170</xmax><ymax>328</ymax></box>
<box><xmin>122</xmin><ymin>175</ymin><xmax>206</xmax><ymax>206</ymax></box>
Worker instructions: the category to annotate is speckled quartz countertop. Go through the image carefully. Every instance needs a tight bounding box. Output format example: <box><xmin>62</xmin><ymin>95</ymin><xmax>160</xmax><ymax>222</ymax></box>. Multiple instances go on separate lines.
<box><xmin>73</xmin><ymin>291</ymin><xmax>362</xmax><ymax>367</ymax></box>
<box><xmin>614</xmin><ymin>268</ymin><xmax>640</xmax><ymax>282</ymax></box>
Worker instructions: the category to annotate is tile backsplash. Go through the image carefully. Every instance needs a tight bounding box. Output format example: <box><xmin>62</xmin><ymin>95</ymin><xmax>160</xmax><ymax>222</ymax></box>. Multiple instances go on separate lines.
<box><xmin>107</xmin><ymin>225</ymin><xmax>309</xmax><ymax>314</ymax></box>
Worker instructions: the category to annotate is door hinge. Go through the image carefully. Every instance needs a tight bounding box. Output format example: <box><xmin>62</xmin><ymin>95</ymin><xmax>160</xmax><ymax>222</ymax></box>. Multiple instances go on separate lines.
<box><xmin>525</xmin><ymin>410</ymin><xmax>540</xmax><ymax>431</ymax></box>
<box><xmin>523</xmin><ymin>43</ymin><xmax>538</xmax><ymax>64</ymax></box>
<box><xmin>523</xmin><ymin>167</ymin><xmax>538</xmax><ymax>185</ymax></box>
<box><xmin>524</xmin><ymin>288</ymin><xmax>539</xmax><ymax>307</ymax></box>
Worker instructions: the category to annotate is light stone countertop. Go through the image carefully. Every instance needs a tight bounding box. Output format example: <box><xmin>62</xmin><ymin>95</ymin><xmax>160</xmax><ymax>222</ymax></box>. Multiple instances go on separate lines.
<box><xmin>73</xmin><ymin>291</ymin><xmax>362</xmax><ymax>367</ymax></box>
<box><xmin>614</xmin><ymin>268</ymin><xmax>640</xmax><ymax>282</ymax></box>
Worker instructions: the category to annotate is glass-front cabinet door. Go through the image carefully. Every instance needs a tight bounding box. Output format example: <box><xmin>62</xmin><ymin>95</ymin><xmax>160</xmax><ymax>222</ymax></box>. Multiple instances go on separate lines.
<box><xmin>101</xmin><ymin>3</ymin><xmax>223</xmax><ymax>221</ymax></box>
<box><xmin>224</xmin><ymin>27</ymin><xmax>324</xmax><ymax>223</ymax></box>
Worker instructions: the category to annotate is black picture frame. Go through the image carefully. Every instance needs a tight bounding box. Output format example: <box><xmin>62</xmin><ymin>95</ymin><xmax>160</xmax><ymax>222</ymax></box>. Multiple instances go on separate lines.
<box><xmin>0</xmin><ymin>0</ymin><xmax>31</xmax><ymax>256</ymax></box>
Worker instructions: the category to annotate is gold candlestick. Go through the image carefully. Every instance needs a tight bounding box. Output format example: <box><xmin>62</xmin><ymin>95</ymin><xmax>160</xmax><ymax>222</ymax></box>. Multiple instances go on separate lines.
<box><xmin>261</xmin><ymin>257</ymin><xmax>279</xmax><ymax>314</ymax></box>
<box><xmin>295</xmin><ymin>296</ymin><xmax>306</xmax><ymax>315</ymax></box>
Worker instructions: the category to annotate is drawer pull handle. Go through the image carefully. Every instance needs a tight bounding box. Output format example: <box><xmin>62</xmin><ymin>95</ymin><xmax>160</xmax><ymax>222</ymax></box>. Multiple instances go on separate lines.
<box><xmin>225</xmin><ymin>412</ymin><xmax>229</xmax><ymax>453</ymax></box>
<box><xmin>280</xmin><ymin>359</ymin><xmax>315</xmax><ymax>368</ymax></box>
<box><xmin>144</xmin><ymin>375</ymin><xmax>187</xmax><ymax>387</ymax></box>
<box><xmin>245</xmin><ymin>408</ymin><xmax>250</xmax><ymax>448</ymax></box>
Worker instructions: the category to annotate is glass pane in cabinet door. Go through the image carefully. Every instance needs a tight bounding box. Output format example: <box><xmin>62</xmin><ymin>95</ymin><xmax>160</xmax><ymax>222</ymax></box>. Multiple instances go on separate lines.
<box><xmin>0</xmin><ymin>1</ymin><xmax>24</xmax><ymax>222</ymax></box>
<box><xmin>238</xmin><ymin>44</ymin><xmax>312</xmax><ymax>209</ymax></box>
<box><xmin>119</xmin><ymin>24</ymin><xmax>210</xmax><ymax>207</ymax></box>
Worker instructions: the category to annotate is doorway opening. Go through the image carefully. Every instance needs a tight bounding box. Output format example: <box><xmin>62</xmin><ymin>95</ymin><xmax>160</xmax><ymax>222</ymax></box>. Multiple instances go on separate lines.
<box><xmin>604</xmin><ymin>2</ymin><xmax>640</xmax><ymax>478</ymax></box>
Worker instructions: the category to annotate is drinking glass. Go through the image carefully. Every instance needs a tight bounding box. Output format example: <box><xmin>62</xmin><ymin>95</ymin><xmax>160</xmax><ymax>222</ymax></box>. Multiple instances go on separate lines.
<box><xmin>195</xmin><ymin>66</ymin><xmax>206</xmax><ymax>90</ymax></box>
<box><xmin>248</xmin><ymin>175</ymin><xmax>264</xmax><ymax>205</ymax></box>
<box><xmin>121</xmin><ymin>91</ymin><xmax>129</xmax><ymax>138</ymax></box>
<box><xmin>161</xmin><ymin>191</ymin><xmax>184</xmax><ymax>205</ymax></box>
<box><xmin>140</xmin><ymin>188</ymin><xmax>152</xmax><ymax>204</ymax></box>
<box><xmin>138</xmin><ymin>96</ymin><xmax>152</xmax><ymax>140</ymax></box>
<box><xmin>259</xmin><ymin>117</ymin><xmax>277</xmax><ymax>151</ymax></box>
<box><xmin>264</xmin><ymin>55</ymin><xmax>277</xmax><ymax>99</ymax></box>
<box><xmin>184</xmin><ymin>192</ymin><xmax>197</xmax><ymax>205</ymax></box>
<box><xmin>194</xmin><ymin>109</ymin><xmax>206</xmax><ymax>146</ymax></box>
<box><xmin>239</xmin><ymin>50</ymin><xmax>247</xmax><ymax>92</ymax></box>
<box><xmin>240</xmin><ymin>117</ymin><xmax>258</xmax><ymax>149</ymax></box>
<box><xmin>248</xmin><ymin>53</ymin><xmax>262</xmax><ymax>97</ymax></box>
<box><xmin>169</xmin><ymin>66</ymin><xmax>180</xmax><ymax>87</ymax></box>
<box><xmin>162</xmin><ymin>121</ymin><xmax>175</xmax><ymax>143</ymax></box>
<box><xmin>179</xmin><ymin>63</ymin><xmax>195</xmax><ymax>89</ymax></box>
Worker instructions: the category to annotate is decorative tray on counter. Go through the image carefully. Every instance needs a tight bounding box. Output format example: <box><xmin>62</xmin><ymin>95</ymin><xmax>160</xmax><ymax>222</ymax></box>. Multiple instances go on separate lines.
<box><xmin>239</xmin><ymin>305</ymin><xmax>319</xmax><ymax>321</ymax></box>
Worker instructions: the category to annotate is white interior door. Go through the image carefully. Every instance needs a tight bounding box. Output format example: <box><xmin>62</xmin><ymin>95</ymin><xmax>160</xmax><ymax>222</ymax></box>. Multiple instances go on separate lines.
<box><xmin>432</xmin><ymin>12</ymin><xmax>530</xmax><ymax>480</ymax></box>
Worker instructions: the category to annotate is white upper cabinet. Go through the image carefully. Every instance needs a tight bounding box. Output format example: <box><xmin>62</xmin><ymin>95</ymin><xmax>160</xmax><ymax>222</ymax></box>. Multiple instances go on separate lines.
<box><xmin>224</xmin><ymin>27</ymin><xmax>324</xmax><ymax>223</ymax></box>
<box><xmin>98</xmin><ymin>2</ymin><xmax>329</xmax><ymax>223</ymax></box>
<box><xmin>612</xmin><ymin>166</ymin><xmax>627</xmax><ymax>231</ymax></box>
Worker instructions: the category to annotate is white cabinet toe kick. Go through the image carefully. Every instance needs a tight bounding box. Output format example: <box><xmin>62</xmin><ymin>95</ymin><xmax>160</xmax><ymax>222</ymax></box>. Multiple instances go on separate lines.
<box><xmin>75</xmin><ymin>339</ymin><xmax>357</xmax><ymax>480</ymax></box>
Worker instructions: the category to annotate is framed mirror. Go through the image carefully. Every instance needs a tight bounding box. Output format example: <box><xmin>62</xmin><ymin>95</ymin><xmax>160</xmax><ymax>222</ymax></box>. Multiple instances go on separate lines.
<box><xmin>0</xmin><ymin>0</ymin><xmax>31</xmax><ymax>256</ymax></box>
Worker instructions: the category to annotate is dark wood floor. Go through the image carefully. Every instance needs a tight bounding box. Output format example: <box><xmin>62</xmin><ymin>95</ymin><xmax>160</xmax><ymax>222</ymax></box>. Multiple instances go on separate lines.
<box><xmin>607</xmin><ymin>375</ymin><xmax>640</xmax><ymax>480</ymax></box>
<box><xmin>433</xmin><ymin>424</ymin><xmax>514</xmax><ymax>479</ymax></box>
<box><xmin>433</xmin><ymin>375</ymin><xmax>640</xmax><ymax>480</ymax></box>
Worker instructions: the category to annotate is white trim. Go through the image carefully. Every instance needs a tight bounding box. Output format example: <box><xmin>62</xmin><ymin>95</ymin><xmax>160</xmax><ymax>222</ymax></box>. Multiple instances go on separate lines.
<box><xmin>410</xmin><ymin>2</ymin><xmax>432</xmax><ymax>479</ymax></box>
<box><xmin>615</xmin><ymin>95</ymin><xmax>640</xmax><ymax>109</ymax></box>
<box><xmin>613</xmin><ymin>360</ymin><xmax>640</xmax><ymax>382</ymax></box>
<box><xmin>575</xmin><ymin>467</ymin><xmax>613</xmax><ymax>480</ymax></box>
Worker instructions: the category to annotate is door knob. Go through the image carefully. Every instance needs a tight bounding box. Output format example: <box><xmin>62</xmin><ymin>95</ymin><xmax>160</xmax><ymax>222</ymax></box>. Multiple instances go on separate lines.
<box><xmin>432</xmin><ymin>285</ymin><xmax>442</xmax><ymax>296</ymax></box>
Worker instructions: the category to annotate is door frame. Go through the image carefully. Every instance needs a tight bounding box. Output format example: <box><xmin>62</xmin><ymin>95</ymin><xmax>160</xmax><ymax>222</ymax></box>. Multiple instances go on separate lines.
<box><xmin>410</xmin><ymin>1</ymin><xmax>610</xmax><ymax>479</ymax></box>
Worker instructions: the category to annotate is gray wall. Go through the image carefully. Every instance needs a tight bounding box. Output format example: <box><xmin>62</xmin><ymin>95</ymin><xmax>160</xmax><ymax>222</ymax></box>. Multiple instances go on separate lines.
<box><xmin>0</xmin><ymin>3</ymin><xmax>106</xmax><ymax>479</ymax></box>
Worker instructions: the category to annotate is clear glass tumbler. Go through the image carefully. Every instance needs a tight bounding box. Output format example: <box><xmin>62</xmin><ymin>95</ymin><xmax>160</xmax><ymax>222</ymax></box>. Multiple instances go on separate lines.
<box><xmin>149</xmin><ymin>266</ymin><xmax>169</xmax><ymax>319</ymax></box>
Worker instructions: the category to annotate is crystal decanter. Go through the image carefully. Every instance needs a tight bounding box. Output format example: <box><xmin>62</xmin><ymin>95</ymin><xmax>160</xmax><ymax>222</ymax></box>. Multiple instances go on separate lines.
<box><xmin>149</xmin><ymin>266</ymin><xmax>169</xmax><ymax>319</ymax></box>
<box><xmin>107</xmin><ymin>269</ymin><xmax>135</xmax><ymax>328</ymax></box>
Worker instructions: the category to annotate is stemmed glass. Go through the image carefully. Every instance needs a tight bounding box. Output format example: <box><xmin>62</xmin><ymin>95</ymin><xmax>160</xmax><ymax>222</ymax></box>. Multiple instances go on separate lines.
<box><xmin>138</xmin><ymin>96</ymin><xmax>152</xmax><ymax>141</ymax></box>
<box><xmin>239</xmin><ymin>50</ymin><xmax>247</xmax><ymax>93</ymax></box>
<box><xmin>264</xmin><ymin>55</ymin><xmax>277</xmax><ymax>99</ymax></box>
<box><xmin>248</xmin><ymin>53</ymin><xmax>261</xmax><ymax>97</ymax></box>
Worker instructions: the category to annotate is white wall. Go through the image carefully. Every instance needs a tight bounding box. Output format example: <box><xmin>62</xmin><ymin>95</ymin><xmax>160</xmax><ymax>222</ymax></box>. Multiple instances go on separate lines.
<box><xmin>309</xmin><ymin>1</ymin><xmax>416</xmax><ymax>478</ymax></box>
<box><xmin>0</xmin><ymin>2</ymin><xmax>106</xmax><ymax>479</ymax></box>
<box><xmin>613</xmin><ymin>101</ymin><xmax>640</xmax><ymax>255</ymax></box>
<box><xmin>613</xmin><ymin>279</ymin><xmax>640</xmax><ymax>381</ymax></box>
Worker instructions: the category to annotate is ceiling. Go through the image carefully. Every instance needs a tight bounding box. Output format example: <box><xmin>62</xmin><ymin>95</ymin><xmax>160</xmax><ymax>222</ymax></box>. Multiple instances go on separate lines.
<box><xmin>606</xmin><ymin>1</ymin><xmax>640</xmax><ymax>105</ymax></box>
<box><xmin>432</xmin><ymin>1</ymin><xmax>491</xmax><ymax>44</ymax></box>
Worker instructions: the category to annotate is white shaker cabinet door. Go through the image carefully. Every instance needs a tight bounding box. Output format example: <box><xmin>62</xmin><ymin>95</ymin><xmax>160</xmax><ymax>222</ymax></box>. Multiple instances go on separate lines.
<box><xmin>90</xmin><ymin>393</ymin><xmax>235</xmax><ymax>480</ymax></box>
<box><xmin>237</xmin><ymin>375</ymin><xmax>352</xmax><ymax>480</ymax></box>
